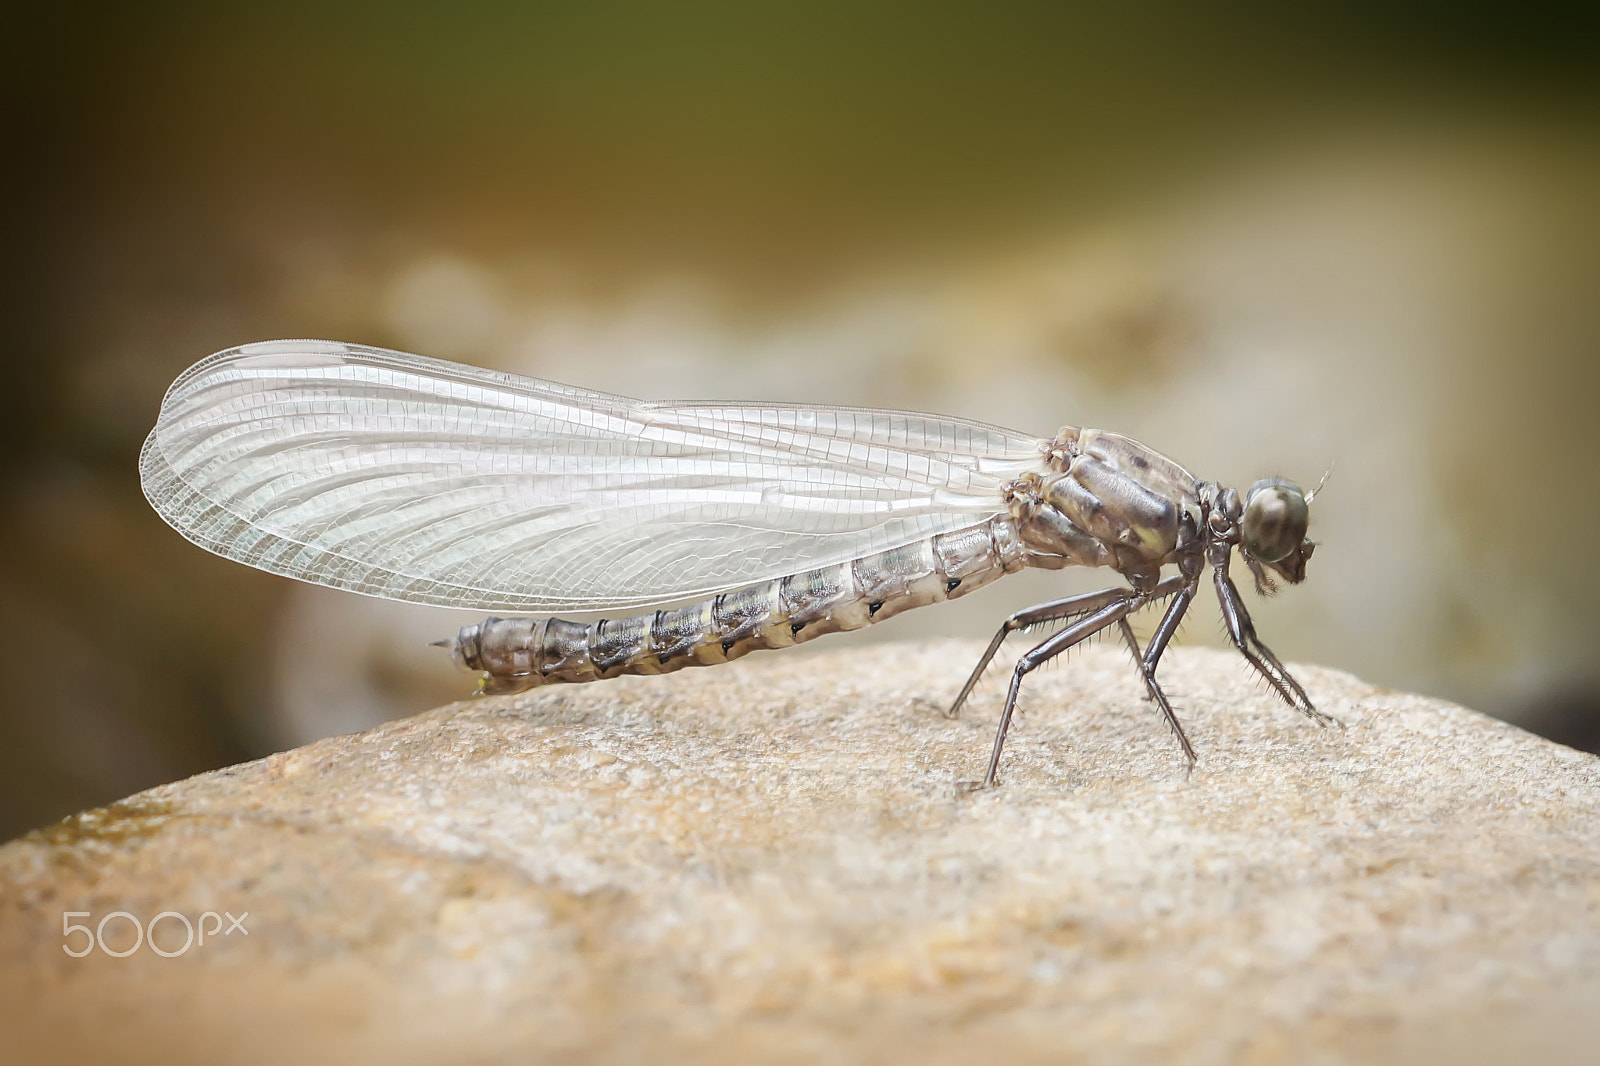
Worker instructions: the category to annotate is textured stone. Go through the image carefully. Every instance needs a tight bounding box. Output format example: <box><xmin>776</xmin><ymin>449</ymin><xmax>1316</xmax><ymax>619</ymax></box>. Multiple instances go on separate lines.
<box><xmin>3</xmin><ymin>642</ymin><xmax>1599</xmax><ymax>1065</ymax></box>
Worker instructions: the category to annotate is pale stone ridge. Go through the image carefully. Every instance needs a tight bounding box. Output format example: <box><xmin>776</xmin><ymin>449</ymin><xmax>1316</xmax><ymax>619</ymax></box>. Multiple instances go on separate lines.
<box><xmin>3</xmin><ymin>642</ymin><xmax>1599</xmax><ymax>1065</ymax></box>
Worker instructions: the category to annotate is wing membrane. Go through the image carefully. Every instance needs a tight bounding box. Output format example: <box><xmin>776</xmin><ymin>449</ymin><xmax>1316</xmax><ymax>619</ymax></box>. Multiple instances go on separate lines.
<box><xmin>140</xmin><ymin>340</ymin><xmax>1047</xmax><ymax>611</ymax></box>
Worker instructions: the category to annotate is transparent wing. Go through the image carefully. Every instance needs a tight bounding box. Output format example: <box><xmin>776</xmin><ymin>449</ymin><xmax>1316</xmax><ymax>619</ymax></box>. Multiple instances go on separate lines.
<box><xmin>140</xmin><ymin>340</ymin><xmax>1048</xmax><ymax>611</ymax></box>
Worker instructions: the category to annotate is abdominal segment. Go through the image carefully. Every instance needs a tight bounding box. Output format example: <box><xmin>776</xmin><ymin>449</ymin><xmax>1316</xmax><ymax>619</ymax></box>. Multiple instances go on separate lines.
<box><xmin>450</xmin><ymin>514</ymin><xmax>1028</xmax><ymax>693</ymax></box>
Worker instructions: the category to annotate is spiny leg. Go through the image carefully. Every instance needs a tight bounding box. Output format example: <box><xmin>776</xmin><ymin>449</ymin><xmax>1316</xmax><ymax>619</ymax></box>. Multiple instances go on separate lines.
<box><xmin>949</xmin><ymin>575</ymin><xmax>1186</xmax><ymax>719</ymax></box>
<box><xmin>976</xmin><ymin>596</ymin><xmax>1143</xmax><ymax>789</ymax></box>
<box><xmin>1134</xmin><ymin>579</ymin><xmax>1201</xmax><ymax>767</ymax></box>
<box><xmin>1212</xmin><ymin>566</ymin><xmax>1309</xmax><ymax>710</ymax></box>
<box><xmin>1212</xmin><ymin>564</ymin><xmax>1339</xmax><ymax>729</ymax></box>
<box><xmin>1116</xmin><ymin>619</ymin><xmax>1146</xmax><ymax>679</ymax></box>
<box><xmin>948</xmin><ymin>587</ymin><xmax>1131</xmax><ymax>719</ymax></box>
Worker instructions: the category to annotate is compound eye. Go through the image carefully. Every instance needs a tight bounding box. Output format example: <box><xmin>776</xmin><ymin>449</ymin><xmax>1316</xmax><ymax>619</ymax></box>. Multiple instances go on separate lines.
<box><xmin>1241</xmin><ymin>478</ymin><xmax>1308</xmax><ymax>563</ymax></box>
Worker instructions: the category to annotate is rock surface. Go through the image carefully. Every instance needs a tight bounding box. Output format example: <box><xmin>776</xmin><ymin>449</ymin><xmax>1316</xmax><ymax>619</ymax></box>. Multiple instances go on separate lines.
<box><xmin>4</xmin><ymin>641</ymin><xmax>1600</xmax><ymax>1065</ymax></box>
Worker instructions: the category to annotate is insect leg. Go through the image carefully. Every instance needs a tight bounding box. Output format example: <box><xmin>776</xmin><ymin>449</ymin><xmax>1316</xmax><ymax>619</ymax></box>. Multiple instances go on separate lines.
<box><xmin>1116</xmin><ymin>619</ymin><xmax>1146</xmax><ymax>678</ymax></box>
<box><xmin>948</xmin><ymin>587</ymin><xmax>1130</xmax><ymax>719</ymax></box>
<box><xmin>948</xmin><ymin>575</ymin><xmax>1186</xmax><ymax>719</ymax></box>
<box><xmin>1212</xmin><ymin>563</ymin><xmax>1339</xmax><ymax>728</ymax></box>
<box><xmin>1134</xmin><ymin>579</ymin><xmax>1202</xmax><ymax>767</ymax></box>
<box><xmin>976</xmin><ymin>596</ymin><xmax>1143</xmax><ymax>788</ymax></box>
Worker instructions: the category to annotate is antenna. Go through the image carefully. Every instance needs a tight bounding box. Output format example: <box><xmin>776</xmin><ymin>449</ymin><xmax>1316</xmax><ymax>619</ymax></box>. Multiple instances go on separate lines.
<box><xmin>1305</xmin><ymin>461</ymin><xmax>1334</xmax><ymax>504</ymax></box>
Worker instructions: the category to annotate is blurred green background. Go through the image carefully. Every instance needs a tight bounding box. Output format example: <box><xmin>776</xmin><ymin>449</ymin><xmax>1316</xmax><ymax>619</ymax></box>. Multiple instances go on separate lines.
<box><xmin>3</xmin><ymin>2</ymin><xmax>1598</xmax><ymax>839</ymax></box>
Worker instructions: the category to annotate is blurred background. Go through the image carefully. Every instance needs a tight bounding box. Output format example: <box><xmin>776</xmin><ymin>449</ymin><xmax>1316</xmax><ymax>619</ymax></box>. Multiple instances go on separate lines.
<box><xmin>2</xmin><ymin>2</ymin><xmax>1597</xmax><ymax>839</ymax></box>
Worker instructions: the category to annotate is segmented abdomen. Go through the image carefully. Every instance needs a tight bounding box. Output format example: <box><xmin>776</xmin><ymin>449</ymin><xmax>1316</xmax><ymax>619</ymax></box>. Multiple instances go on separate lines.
<box><xmin>451</xmin><ymin>514</ymin><xmax>1028</xmax><ymax>693</ymax></box>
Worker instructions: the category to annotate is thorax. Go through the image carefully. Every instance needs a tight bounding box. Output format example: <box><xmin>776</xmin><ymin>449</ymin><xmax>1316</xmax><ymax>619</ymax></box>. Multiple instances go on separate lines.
<box><xmin>1007</xmin><ymin>427</ymin><xmax>1202</xmax><ymax>580</ymax></box>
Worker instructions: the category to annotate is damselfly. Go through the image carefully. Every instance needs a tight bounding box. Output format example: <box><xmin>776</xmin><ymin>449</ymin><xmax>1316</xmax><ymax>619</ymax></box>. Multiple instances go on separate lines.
<box><xmin>141</xmin><ymin>340</ymin><xmax>1335</xmax><ymax>786</ymax></box>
